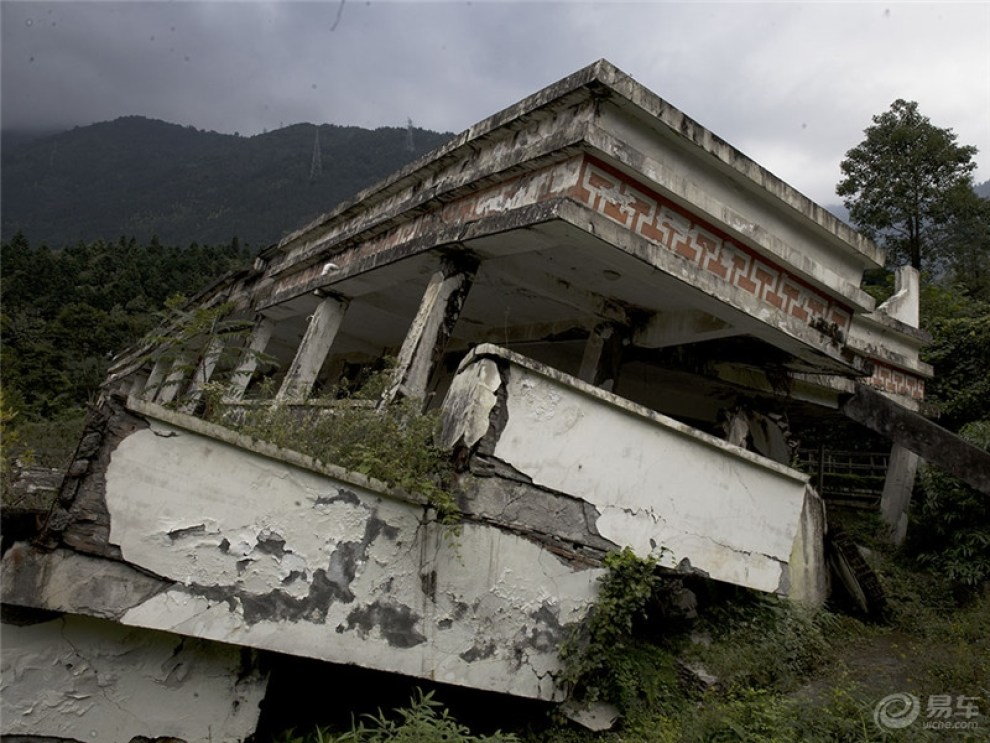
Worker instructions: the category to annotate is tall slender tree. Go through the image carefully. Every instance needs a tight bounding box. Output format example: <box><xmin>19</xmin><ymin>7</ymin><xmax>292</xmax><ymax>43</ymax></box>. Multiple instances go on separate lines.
<box><xmin>837</xmin><ymin>99</ymin><xmax>978</xmax><ymax>270</ymax></box>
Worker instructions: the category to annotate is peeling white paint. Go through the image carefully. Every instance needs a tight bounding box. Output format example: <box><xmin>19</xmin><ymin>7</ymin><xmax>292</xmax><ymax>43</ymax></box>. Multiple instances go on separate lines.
<box><xmin>1</xmin><ymin>614</ymin><xmax>266</xmax><ymax>742</ymax></box>
<box><xmin>98</xmin><ymin>413</ymin><xmax>601</xmax><ymax>701</ymax></box>
<box><xmin>439</xmin><ymin>358</ymin><xmax>502</xmax><ymax>449</ymax></box>
<box><xmin>452</xmin><ymin>347</ymin><xmax>826</xmax><ymax>603</ymax></box>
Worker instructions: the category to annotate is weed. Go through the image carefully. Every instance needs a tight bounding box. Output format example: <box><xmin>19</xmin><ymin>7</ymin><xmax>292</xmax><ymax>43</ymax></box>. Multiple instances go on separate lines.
<box><xmin>910</xmin><ymin>420</ymin><xmax>990</xmax><ymax>593</ymax></box>
<box><xmin>272</xmin><ymin>689</ymin><xmax>518</xmax><ymax>743</ymax></box>
<box><xmin>685</xmin><ymin>592</ymin><xmax>836</xmax><ymax>693</ymax></box>
<box><xmin>207</xmin><ymin>368</ymin><xmax>460</xmax><ymax>528</ymax></box>
<box><xmin>558</xmin><ymin>548</ymin><xmax>685</xmax><ymax>716</ymax></box>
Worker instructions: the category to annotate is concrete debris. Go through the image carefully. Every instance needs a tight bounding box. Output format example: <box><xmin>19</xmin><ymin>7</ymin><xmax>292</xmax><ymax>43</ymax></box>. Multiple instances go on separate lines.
<box><xmin>561</xmin><ymin>700</ymin><xmax>622</xmax><ymax>731</ymax></box>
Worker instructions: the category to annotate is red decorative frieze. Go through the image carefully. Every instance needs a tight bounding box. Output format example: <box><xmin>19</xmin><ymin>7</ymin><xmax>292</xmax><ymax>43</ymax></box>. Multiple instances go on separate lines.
<box><xmin>275</xmin><ymin>154</ymin><xmax>856</xmax><ymax>347</ymax></box>
<box><xmin>866</xmin><ymin>362</ymin><xmax>925</xmax><ymax>400</ymax></box>
<box><xmin>275</xmin><ymin>157</ymin><xmax>585</xmax><ymax>297</ymax></box>
<box><xmin>570</xmin><ymin>158</ymin><xmax>854</xmax><ymax>335</ymax></box>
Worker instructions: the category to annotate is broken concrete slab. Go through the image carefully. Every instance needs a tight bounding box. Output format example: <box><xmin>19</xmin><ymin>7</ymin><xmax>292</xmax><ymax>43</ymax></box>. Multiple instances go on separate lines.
<box><xmin>6</xmin><ymin>398</ymin><xmax>604</xmax><ymax>703</ymax></box>
<box><xmin>442</xmin><ymin>345</ymin><xmax>827</xmax><ymax>606</ymax></box>
<box><xmin>1</xmin><ymin>613</ymin><xmax>266</xmax><ymax>742</ymax></box>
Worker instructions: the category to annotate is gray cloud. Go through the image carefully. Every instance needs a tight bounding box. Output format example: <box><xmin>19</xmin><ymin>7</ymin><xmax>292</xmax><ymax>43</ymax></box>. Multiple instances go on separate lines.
<box><xmin>2</xmin><ymin>1</ymin><xmax>988</xmax><ymax>206</ymax></box>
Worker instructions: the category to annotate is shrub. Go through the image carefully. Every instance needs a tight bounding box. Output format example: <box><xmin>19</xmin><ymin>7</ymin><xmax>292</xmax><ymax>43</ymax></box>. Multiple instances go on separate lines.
<box><xmin>209</xmin><ymin>372</ymin><xmax>459</xmax><ymax>526</ymax></box>
<box><xmin>558</xmin><ymin>548</ymin><xmax>684</xmax><ymax>716</ymax></box>
<box><xmin>912</xmin><ymin>420</ymin><xmax>990</xmax><ymax>592</ymax></box>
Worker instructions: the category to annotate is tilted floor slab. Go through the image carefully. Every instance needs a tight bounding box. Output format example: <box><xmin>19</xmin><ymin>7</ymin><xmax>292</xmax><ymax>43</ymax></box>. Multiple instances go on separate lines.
<box><xmin>2</xmin><ymin>398</ymin><xmax>603</xmax><ymax>704</ymax></box>
<box><xmin>441</xmin><ymin>345</ymin><xmax>827</xmax><ymax>605</ymax></box>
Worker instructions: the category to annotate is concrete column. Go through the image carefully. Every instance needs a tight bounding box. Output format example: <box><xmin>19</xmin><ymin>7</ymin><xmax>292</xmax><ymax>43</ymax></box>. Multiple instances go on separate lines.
<box><xmin>578</xmin><ymin>322</ymin><xmax>626</xmax><ymax>392</ymax></box>
<box><xmin>383</xmin><ymin>256</ymin><xmax>477</xmax><ymax>405</ymax></box>
<box><xmin>122</xmin><ymin>373</ymin><xmax>144</xmax><ymax>400</ymax></box>
<box><xmin>140</xmin><ymin>356</ymin><xmax>169</xmax><ymax>401</ymax></box>
<box><xmin>878</xmin><ymin>266</ymin><xmax>920</xmax><ymax>328</ymax></box>
<box><xmin>155</xmin><ymin>352</ymin><xmax>192</xmax><ymax>405</ymax></box>
<box><xmin>225</xmin><ymin>317</ymin><xmax>275</xmax><ymax>402</ymax></box>
<box><xmin>277</xmin><ymin>295</ymin><xmax>349</xmax><ymax>402</ymax></box>
<box><xmin>880</xmin><ymin>443</ymin><xmax>921</xmax><ymax>545</ymax></box>
<box><xmin>181</xmin><ymin>337</ymin><xmax>227</xmax><ymax>413</ymax></box>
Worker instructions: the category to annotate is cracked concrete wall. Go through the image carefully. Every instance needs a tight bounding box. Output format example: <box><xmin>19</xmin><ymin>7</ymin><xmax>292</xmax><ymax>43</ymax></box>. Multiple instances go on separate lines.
<box><xmin>18</xmin><ymin>407</ymin><xmax>602</xmax><ymax>703</ymax></box>
<box><xmin>443</xmin><ymin>346</ymin><xmax>827</xmax><ymax>605</ymax></box>
<box><xmin>0</xmin><ymin>613</ymin><xmax>266</xmax><ymax>743</ymax></box>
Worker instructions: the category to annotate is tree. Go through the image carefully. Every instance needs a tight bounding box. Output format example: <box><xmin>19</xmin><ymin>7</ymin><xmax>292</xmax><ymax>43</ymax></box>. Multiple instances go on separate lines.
<box><xmin>837</xmin><ymin>99</ymin><xmax>978</xmax><ymax>270</ymax></box>
<box><xmin>934</xmin><ymin>189</ymin><xmax>990</xmax><ymax>300</ymax></box>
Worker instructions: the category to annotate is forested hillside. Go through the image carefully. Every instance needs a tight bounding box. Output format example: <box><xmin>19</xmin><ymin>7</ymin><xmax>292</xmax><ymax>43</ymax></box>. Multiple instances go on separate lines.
<box><xmin>0</xmin><ymin>234</ymin><xmax>252</xmax><ymax>420</ymax></box>
<box><xmin>1</xmin><ymin>117</ymin><xmax>452</xmax><ymax>248</ymax></box>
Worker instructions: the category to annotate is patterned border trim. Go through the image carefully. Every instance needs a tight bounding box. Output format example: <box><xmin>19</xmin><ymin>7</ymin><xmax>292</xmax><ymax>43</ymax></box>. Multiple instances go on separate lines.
<box><xmin>274</xmin><ymin>157</ymin><xmax>585</xmax><ymax>297</ymax></box>
<box><xmin>867</xmin><ymin>362</ymin><xmax>925</xmax><ymax>400</ymax></box>
<box><xmin>571</xmin><ymin>158</ymin><xmax>854</xmax><ymax>334</ymax></box>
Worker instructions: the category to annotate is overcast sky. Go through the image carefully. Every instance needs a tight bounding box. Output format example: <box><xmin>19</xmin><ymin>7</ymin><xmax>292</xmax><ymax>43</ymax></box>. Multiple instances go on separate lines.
<box><xmin>2</xmin><ymin>1</ymin><xmax>988</xmax><ymax>207</ymax></box>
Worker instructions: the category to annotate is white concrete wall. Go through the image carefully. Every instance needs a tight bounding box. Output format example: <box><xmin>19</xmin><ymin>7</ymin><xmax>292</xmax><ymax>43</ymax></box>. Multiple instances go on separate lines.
<box><xmin>1</xmin><ymin>614</ymin><xmax>266</xmax><ymax>742</ymax></box>
<box><xmin>595</xmin><ymin>103</ymin><xmax>879</xmax><ymax>299</ymax></box>
<box><xmin>443</xmin><ymin>346</ymin><xmax>827</xmax><ymax>604</ymax></box>
<box><xmin>96</xmin><ymin>412</ymin><xmax>601</xmax><ymax>701</ymax></box>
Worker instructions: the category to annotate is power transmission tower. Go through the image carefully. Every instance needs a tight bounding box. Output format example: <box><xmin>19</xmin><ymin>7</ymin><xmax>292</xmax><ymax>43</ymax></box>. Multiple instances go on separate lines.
<box><xmin>406</xmin><ymin>118</ymin><xmax>415</xmax><ymax>153</ymax></box>
<box><xmin>310</xmin><ymin>125</ymin><xmax>323</xmax><ymax>181</ymax></box>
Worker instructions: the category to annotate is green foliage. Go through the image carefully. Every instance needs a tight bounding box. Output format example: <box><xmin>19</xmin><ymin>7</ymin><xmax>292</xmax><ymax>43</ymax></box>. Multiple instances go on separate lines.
<box><xmin>934</xmin><ymin>188</ymin><xmax>990</xmax><ymax>301</ymax></box>
<box><xmin>0</xmin><ymin>388</ymin><xmax>23</xmax><ymax>488</ymax></box>
<box><xmin>682</xmin><ymin>684</ymin><xmax>885</xmax><ymax>743</ymax></box>
<box><xmin>685</xmin><ymin>593</ymin><xmax>835</xmax><ymax>693</ymax></box>
<box><xmin>837</xmin><ymin>99</ymin><xmax>978</xmax><ymax>270</ymax></box>
<box><xmin>0</xmin><ymin>233</ymin><xmax>252</xmax><ymax>419</ymax></box>
<box><xmin>9</xmin><ymin>414</ymin><xmax>88</xmax><ymax>470</ymax></box>
<box><xmin>920</xmin><ymin>292</ymin><xmax>990</xmax><ymax>429</ymax></box>
<box><xmin>558</xmin><ymin>548</ymin><xmax>680</xmax><ymax>714</ymax></box>
<box><xmin>212</xmin><ymin>371</ymin><xmax>459</xmax><ymax>526</ymax></box>
<box><xmin>273</xmin><ymin>689</ymin><xmax>518</xmax><ymax>743</ymax></box>
<box><xmin>911</xmin><ymin>421</ymin><xmax>990</xmax><ymax>591</ymax></box>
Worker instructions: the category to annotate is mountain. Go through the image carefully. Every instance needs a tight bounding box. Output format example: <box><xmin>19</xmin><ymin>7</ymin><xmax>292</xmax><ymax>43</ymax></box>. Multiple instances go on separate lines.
<box><xmin>824</xmin><ymin>203</ymin><xmax>850</xmax><ymax>223</ymax></box>
<box><xmin>1</xmin><ymin>117</ymin><xmax>453</xmax><ymax>249</ymax></box>
<box><xmin>1</xmin><ymin>128</ymin><xmax>66</xmax><ymax>152</ymax></box>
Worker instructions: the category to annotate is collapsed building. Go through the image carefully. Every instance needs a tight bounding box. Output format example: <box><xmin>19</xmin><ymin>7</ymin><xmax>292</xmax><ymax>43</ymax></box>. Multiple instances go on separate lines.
<box><xmin>4</xmin><ymin>60</ymin><xmax>988</xmax><ymax>742</ymax></box>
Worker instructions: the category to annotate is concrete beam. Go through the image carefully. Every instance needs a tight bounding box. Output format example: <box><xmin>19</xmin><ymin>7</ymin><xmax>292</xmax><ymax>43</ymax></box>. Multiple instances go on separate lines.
<box><xmin>140</xmin><ymin>356</ymin><xmax>169</xmax><ymax>401</ymax></box>
<box><xmin>487</xmin><ymin>256</ymin><xmax>630</xmax><ymax>327</ymax></box>
<box><xmin>878</xmin><ymin>266</ymin><xmax>920</xmax><ymax>328</ymax></box>
<box><xmin>9</xmin><ymin>398</ymin><xmax>603</xmax><ymax>704</ymax></box>
<box><xmin>634</xmin><ymin>310</ymin><xmax>739</xmax><ymax>349</ymax></box>
<box><xmin>841</xmin><ymin>383</ymin><xmax>990</xmax><ymax>495</ymax></box>
<box><xmin>458</xmin><ymin>320</ymin><xmax>588</xmax><ymax>348</ymax></box>
<box><xmin>442</xmin><ymin>345</ymin><xmax>827</xmax><ymax>605</ymax></box>
<box><xmin>277</xmin><ymin>295</ymin><xmax>349</xmax><ymax>402</ymax></box>
<box><xmin>552</xmin><ymin>200</ymin><xmax>867</xmax><ymax>377</ymax></box>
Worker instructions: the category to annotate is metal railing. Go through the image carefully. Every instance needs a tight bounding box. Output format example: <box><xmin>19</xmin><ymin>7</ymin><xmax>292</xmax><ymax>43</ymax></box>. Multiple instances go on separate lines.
<box><xmin>797</xmin><ymin>448</ymin><xmax>889</xmax><ymax>509</ymax></box>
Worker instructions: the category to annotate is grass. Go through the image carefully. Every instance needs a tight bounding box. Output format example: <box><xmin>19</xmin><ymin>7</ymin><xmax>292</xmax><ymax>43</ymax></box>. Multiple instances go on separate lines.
<box><xmin>202</xmin><ymin>374</ymin><xmax>460</xmax><ymax>527</ymax></box>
